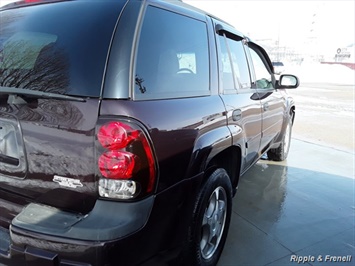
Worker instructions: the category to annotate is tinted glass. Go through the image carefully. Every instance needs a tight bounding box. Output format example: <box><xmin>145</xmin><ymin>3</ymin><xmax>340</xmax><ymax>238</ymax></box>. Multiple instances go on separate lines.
<box><xmin>0</xmin><ymin>1</ymin><xmax>124</xmax><ymax>97</ymax></box>
<box><xmin>218</xmin><ymin>35</ymin><xmax>250</xmax><ymax>91</ymax></box>
<box><xmin>218</xmin><ymin>35</ymin><xmax>235</xmax><ymax>91</ymax></box>
<box><xmin>134</xmin><ymin>6</ymin><xmax>209</xmax><ymax>100</ymax></box>
<box><xmin>249</xmin><ymin>48</ymin><xmax>273</xmax><ymax>89</ymax></box>
<box><xmin>226</xmin><ymin>38</ymin><xmax>251</xmax><ymax>89</ymax></box>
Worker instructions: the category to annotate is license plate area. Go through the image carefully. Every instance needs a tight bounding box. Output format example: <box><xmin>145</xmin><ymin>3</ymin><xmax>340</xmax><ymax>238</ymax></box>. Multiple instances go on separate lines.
<box><xmin>0</xmin><ymin>117</ymin><xmax>26</xmax><ymax>178</ymax></box>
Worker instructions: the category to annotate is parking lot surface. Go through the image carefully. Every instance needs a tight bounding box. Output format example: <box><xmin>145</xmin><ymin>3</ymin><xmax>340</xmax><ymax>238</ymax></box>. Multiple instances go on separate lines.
<box><xmin>289</xmin><ymin>82</ymin><xmax>354</xmax><ymax>153</ymax></box>
<box><xmin>219</xmin><ymin>139</ymin><xmax>354</xmax><ymax>265</ymax></box>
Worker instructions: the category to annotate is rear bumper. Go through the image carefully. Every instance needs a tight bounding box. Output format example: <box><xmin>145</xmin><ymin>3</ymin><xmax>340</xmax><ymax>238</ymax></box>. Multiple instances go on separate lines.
<box><xmin>4</xmin><ymin>228</ymin><xmax>102</xmax><ymax>266</ymax></box>
<box><xmin>1</xmin><ymin>197</ymin><xmax>154</xmax><ymax>266</ymax></box>
<box><xmin>12</xmin><ymin>198</ymin><xmax>154</xmax><ymax>241</ymax></box>
<box><xmin>0</xmin><ymin>174</ymin><xmax>203</xmax><ymax>265</ymax></box>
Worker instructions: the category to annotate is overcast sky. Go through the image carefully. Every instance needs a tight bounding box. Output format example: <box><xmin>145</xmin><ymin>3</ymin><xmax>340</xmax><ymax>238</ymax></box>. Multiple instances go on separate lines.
<box><xmin>184</xmin><ymin>0</ymin><xmax>355</xmax><ymax>54</ymax></box>
<box><xmin>1</xmin><ymin>0</ymin><xmax>354</xmax><ymax>54</ymax></box>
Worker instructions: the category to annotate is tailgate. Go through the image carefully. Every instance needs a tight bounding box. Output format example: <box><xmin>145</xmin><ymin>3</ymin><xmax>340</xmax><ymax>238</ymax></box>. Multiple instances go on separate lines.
<box><xmin>0</xmin><ymin>0</ymin><xmax>126</xmax><ymax>227</ymax></box>
<box><xmin>0</xmin><ymin>98</ymin><xmax>100</xmax><ymax>219</ymax></box>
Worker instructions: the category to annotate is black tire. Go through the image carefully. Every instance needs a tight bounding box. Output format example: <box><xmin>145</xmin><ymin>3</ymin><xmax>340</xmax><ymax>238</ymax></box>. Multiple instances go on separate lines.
<box><xmin>267</xmin><ymin>114</ymin><xmax>293</xmax><ymax>161</ymax></box>
<box><xmin>185</xmin><ymin>168</ymin><xmax>233</xmax><ymax>266</ymax></box>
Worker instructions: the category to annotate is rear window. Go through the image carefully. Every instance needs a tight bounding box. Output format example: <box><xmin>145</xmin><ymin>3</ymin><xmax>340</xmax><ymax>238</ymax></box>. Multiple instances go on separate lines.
<box><xmin>0</xmin><ymin>0</ymin><xmax>125</xmax><ymax>97</ymax></box>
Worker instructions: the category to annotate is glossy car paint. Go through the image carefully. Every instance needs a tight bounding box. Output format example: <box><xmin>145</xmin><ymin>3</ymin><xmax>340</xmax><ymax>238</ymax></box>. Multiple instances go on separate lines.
<box><xmin>0</xmin><ymin>98</ymin><xmax>99</xmax><ymax>209</ymax></box>
<box><xmin>0</xmin><ymin>0</ymin><xmax>298</xmax><ymax>265</ymax></box>
<box><xmin>99</xmin><ymin>97</ymin><xmax>229</xmax><ymax>190</ymax></box>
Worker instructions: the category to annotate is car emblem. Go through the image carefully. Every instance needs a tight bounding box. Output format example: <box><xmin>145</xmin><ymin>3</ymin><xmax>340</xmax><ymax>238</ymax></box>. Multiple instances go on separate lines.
<box><xmin>53</xmin><ymin>175</ymin><xmax>83</xmax><ymax>189</ymax></box>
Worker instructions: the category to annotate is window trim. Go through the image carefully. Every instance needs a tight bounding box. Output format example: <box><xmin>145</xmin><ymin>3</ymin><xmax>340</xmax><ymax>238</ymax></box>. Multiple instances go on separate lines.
<box><xmin>215</xmin><ymin>23</ymin><xmax>244</xmax><ymax>42</ymax></box>
<box><xmin>223</xmin><ymin>34</ymin><xmax>241</xmax><ymax>92</ymax></box>
<box><xmin>217</xmin><ymin>31</ymin><xmax>252</xmax><ymax>94</ymax></box>
<box><xmin>247</xmin><ymin>43</ymin><xmax>276</xmax><ymax>90</ymax></box>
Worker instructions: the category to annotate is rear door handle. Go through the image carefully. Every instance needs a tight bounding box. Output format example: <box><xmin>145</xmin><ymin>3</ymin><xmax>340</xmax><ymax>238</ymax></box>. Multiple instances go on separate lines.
<box><xmin>232</xmin><ymin>109</ymin><xmax>242</xmax><ymax>121</ymax></box>
<box><xmin>263</xmin><ymin>103</ymin><xmax>269</xmax><ymax>111</ymax></box>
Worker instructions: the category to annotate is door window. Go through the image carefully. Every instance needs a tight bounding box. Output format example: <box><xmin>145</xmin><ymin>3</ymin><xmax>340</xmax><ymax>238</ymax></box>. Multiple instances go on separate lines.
<box><xmin>218</xmin><ymin>34</ymin><xmax>251</xmax><ymax>92</ymax></box>
<box><xmin>249</xmin><ymin>48</ymin><xmax>273</xmax><ymax>89</ymax></box>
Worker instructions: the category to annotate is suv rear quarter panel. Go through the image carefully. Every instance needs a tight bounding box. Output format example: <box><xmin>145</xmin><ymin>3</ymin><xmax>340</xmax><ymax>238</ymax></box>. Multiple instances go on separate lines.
<box><xmin>99</xmin><ymin>96</ymin><xmax>229</xmax><ymax>192</ymax></box>
<box><xmin>102</xmin><ymin>0</ymin><xmax>232</xmax><ymax>191</ymax></box>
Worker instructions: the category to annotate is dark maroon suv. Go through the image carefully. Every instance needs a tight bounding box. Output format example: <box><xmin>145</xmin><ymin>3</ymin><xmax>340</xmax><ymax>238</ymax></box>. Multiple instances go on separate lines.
<box><xmin>0</xmin><ymin>0</ymin><xmax>299</xmax><ymax>265</ymax></box>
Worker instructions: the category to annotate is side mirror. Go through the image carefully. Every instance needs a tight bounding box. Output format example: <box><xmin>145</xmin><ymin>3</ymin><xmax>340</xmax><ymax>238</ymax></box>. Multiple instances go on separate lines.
<box><xmin>277</xmin><ymin>74</ymin><xmax>299</xmax><ymax>89</ymax></box>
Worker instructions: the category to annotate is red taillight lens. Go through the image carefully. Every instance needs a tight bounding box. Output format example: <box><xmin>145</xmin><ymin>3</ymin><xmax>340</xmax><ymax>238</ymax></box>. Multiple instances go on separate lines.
<box><xmin>96</xmin><ymin>120</ymin><xmax>156</xmax><ymax>199</ymax></box>
<box><xmin>98</xmin><ymin>122</ymin><xmax>139</xmax><ymax>150</ymax></box>
<box><xmin>98</xmin><ymin>151</ymin><xmax>137</xmax><ymax>179</ymax></box>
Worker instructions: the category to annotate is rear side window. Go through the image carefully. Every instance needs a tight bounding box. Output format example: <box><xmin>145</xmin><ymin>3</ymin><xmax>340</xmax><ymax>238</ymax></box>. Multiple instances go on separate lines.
<box><xmin>134</xmin><ymin>6</ymin><xmax>210</xmax><ymax>100</ymax></box>
<box><xmin>218</xmin><ymin>34</ymin><xmax>251</xmax><ymax>92</ymax></box>
<box><xmin>0</xmin><ymin>1</ymin><xmax>124</xmax><ymax>97</ymax></box>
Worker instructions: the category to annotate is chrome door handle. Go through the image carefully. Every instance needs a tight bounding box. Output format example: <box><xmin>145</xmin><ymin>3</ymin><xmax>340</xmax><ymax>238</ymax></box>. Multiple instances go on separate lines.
<box><xmin>232</xmin><ymin>109</ymin><xmax>242</xmax><ymax>121</ymax></box>
<box><xmin>263</xmin><ymin>103</ymin><xmax>269</xmax><ymax>111</ymax></box>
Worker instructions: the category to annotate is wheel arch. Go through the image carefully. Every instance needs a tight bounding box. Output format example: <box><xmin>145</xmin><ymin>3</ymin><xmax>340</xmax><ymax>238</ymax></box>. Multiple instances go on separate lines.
<box><xmin>204</xmin><ymin>146</ymin><xmax>242</xmax><ymax>194</ymax></box>
<box><xmin>281</xmin><ymin>98</ymin><xmax>296</xmax><ymax>134</ymax></box>
<box><xmin>186</xmin><ymin>126</ymin><xmax>242</xmax><ymax>194</ymax></box>
<box><xmin>290</xmin><ymin>104</ymin><xmax>296</xmax><ymax>124</ymax></box>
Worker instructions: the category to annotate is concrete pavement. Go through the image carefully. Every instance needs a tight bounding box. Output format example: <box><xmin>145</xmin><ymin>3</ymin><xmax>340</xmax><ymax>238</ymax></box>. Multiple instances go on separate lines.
<box><xmin>219</xmin><ymin>139</ymin><xmax>354</xmax><ymax>266</ymax></box>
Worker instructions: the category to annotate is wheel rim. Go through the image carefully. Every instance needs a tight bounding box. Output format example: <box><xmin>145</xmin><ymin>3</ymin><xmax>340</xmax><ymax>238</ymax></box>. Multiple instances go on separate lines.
<box><xmin>283</xmin><ymin>121</ymin><xmax>291</xmax><ymax>155</ymax></box>
<box><xmin>200</xmin><ymin>186</ymin><xmax>227</xmax><ymax>260</ymax></box>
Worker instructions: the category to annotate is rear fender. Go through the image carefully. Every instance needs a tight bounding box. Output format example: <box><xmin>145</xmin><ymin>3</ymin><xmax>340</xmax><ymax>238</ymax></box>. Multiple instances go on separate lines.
<box><xmin>186</xmin><ymin>126</ymin><xmax>232</xmax><ymax>178</ymax></box>
<box><xmin>282</xmin><ymin>97</ymin><xmax>295</xmax><ymax>133</ymax></box>
<box><xmin>272</xmin><ymin>99</ymin><xmax>295</xmax><ymax>147</ymax></box>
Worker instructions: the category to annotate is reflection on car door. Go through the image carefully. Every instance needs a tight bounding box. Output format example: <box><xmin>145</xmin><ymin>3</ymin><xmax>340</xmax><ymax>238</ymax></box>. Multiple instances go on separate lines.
<box><xmin>215</xmin><ymin>29</ymin><xmax>262</xmax><ymax>171</ymax></box>
<box><xmin>248</xmin><ymin>45</ymin><xmax>285</xmax><ymax>151</ymax></box>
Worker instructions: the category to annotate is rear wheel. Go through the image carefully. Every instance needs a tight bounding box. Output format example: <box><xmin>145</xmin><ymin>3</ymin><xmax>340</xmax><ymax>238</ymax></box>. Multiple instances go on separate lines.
<box><xmin>185</xmin><ymin>168</ymin><xmax>233</xmax><ymax>266</ymax></box>
<box><xmin>267</xmin><ymin>114</ymin><xmax>293</xmax><ymax>161</ymax></box>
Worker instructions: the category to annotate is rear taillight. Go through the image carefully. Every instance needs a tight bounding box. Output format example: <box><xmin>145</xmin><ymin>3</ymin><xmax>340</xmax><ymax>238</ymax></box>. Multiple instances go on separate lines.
<box><xmin>96</xmin><ymin>120</ymin><xmax>156</xmax><ymax>200</ymax></box>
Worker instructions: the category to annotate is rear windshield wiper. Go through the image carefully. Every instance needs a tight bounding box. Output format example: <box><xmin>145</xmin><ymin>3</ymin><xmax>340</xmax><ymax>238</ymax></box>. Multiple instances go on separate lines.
<box><xmin>0</xmin><ymin>86</ymin><xmax>86</xmax><ymax>102</ymax></box>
